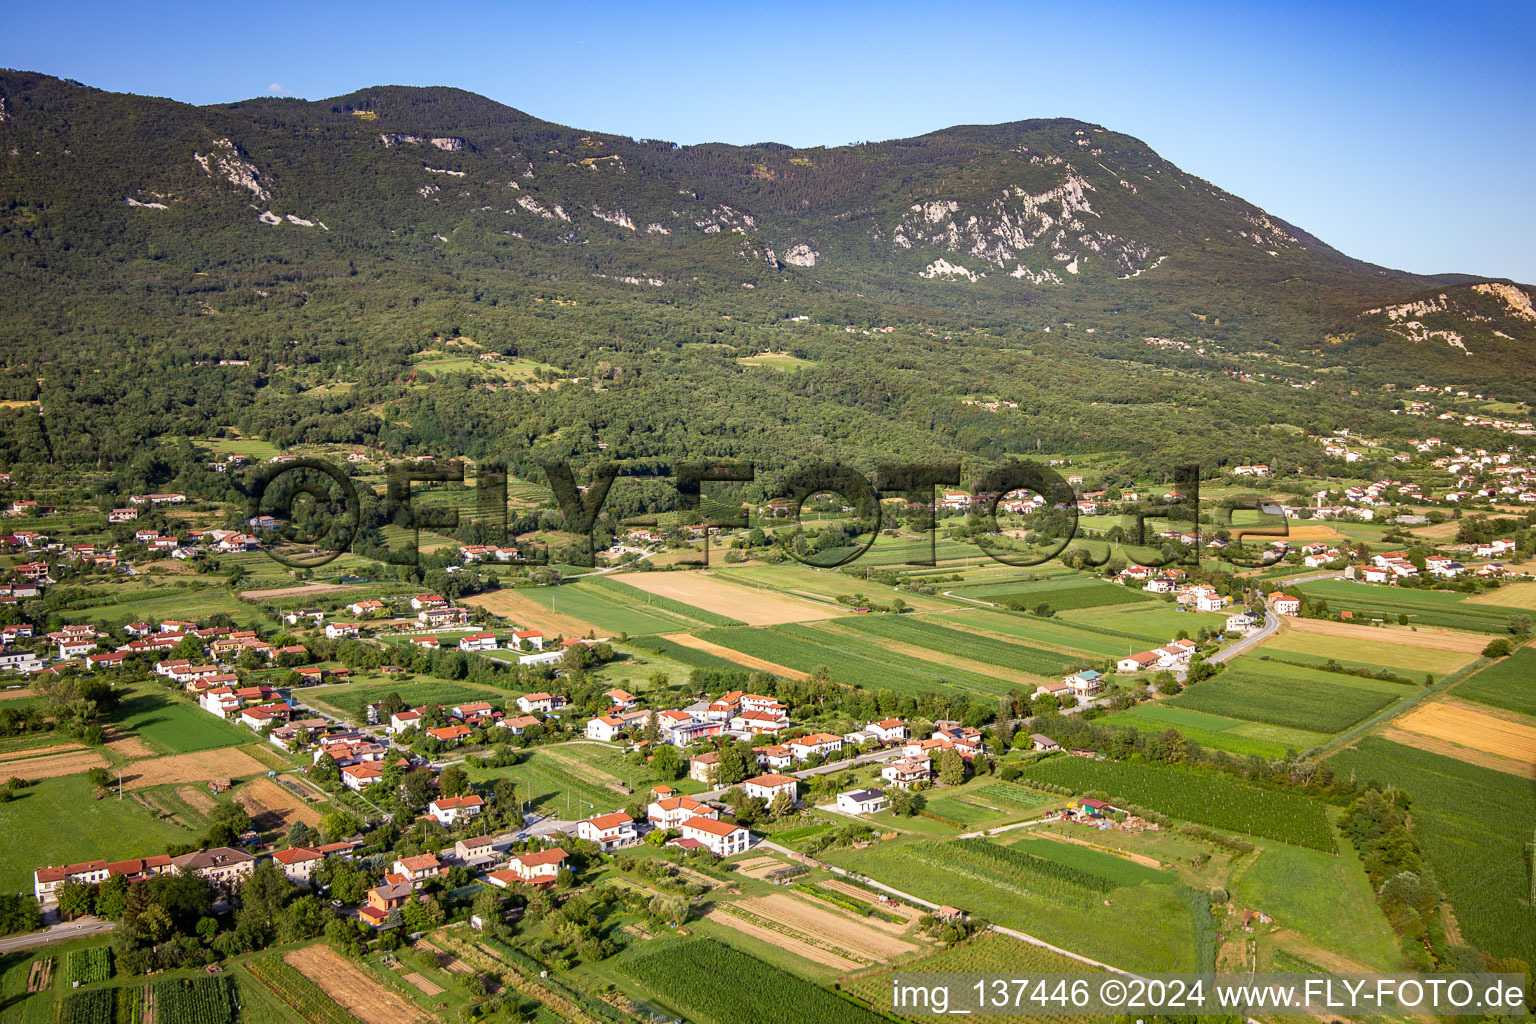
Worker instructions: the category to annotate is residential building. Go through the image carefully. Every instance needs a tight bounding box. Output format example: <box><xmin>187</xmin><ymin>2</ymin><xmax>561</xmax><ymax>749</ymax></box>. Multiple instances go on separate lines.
<box><xmin>741</xmin><ymin>773</ymin><xmax>797</xmax><ymax>805</ymax></box>
<box><xmin>678</xmin><ymin>816</ymin><xmax>750</xmax><ymax>856</ymax></box>
<box><xmin>577</xmin><ymin>811</ymin><xmax>637</xmax><ymax>851</ymax></box>
<box><xmin>428</xmin><ymin>794</ymin><xmax>485</xmax><ymax>826</ymax></box>
<box><xmin>836</xmin><ymin>789</ymin><xmax>887</xmax><ymax>814</ymax></box>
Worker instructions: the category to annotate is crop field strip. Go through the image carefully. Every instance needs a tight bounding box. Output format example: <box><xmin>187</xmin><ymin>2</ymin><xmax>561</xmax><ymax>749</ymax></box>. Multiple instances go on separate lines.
<box><xmin>1293</xmin><ymin>579</ymin><xmax>1527</xmax><ymax>633</ymax></box>
<box><xmin>697</xmin><ymin>623</ymin><xmax>1018</xmax><ymax>696</ymax></box>
<box><xmin>1391</xmin><ymin>700</ymin><xmax>1536</xmax><ymax>765</ymax></box>
<box><xmin>1099</xmin><ymin>702</ymin><xmax>1326</xmax><ymax>759</ymax></box>
<box><xmin>843</xmin><ymin>932</ymin><xmax>1099</xmax><ymax>1024</ymax></box>
<box><xmin>588</xmin><ymin>574</ymin><xmax>745</xmax><ymax>626</ymax></box>
<box><xmin>1017</xmin><ymin>756</ymin><xmax>1335</xmax><ymax>851</ymax></box>
<box><xmin>837</xmin><ymin>614</ymin><xmax>1082</xmax><ymax>675</ymax></box>
<box><xmin>619</xmin><ymin>938</ymin><xmax>886</xmax><ymax>1024</ymax></box>
<box><xmin>1452</xmin><ymin>647</ymin><xmax>1536</xmax><ymax>717</ymax></box>
<box><xmin>1168</xmin><ymin>663</ymin><xmax>1401</xmax><ymax>735</ymax></box>
<box><xmin>508</xmin><ymin>581</ymin><xmax>703</xmax><ymax>634</ymax></box>
<box><xmin>953</xmin><ymin>575</ymin><xmax>1156</xmax><ymax>611</ymax></box>
<box><xmin>824</xmin><ymin>838</ymin><xmax>1198</xmax><ymax>972</ymax></box>
<box><xmin>1328</xmin><ymin>737</ymin><xmax>1536</xmax><ymax>969</ymax></box>
<box><xmin>627</xmin><ymin>635</ymin><xmax>753</xmax><ymax>674</ymax></box>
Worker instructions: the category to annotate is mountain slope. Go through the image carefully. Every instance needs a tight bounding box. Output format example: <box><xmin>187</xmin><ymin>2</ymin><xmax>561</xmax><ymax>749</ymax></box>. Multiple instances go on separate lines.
<box><xmin>0</xmin><ymin>69</ymin><xmax>1533</xmax><ymax>475</ymax></box>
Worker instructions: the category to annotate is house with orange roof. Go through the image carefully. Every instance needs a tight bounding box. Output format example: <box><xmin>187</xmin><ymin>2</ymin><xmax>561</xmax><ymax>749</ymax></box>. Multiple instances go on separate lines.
<box><xmin>678</xmin><ymin>815</ymin><xmax>750</xmax><ymax>856</ymax></box>
<box><xmin>577</xmin><ymin>811</ymin><xmax>637</xmax><ymax>851</ymax></box>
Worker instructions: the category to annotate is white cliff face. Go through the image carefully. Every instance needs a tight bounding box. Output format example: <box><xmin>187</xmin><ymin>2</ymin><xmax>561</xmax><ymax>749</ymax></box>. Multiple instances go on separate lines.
<box><xmin>194</xmin><ymin>139</ymin><xmax>270</xmax><ymax>201</ymax></box>
<box><xmin>591</xmin><ymin>207</ymin><xmax>636</xmax><ymax>230</ymax></box>
<box><xmin>784</xmin><ymin>244</ymin><xmax>819</xmax><ymax>267</ymax></box>
<box><xmin>920</xmin><ymin>258</ymin><xmax>980</xmax><ymax>282</ymax></box>
<box><xmin>378</xmin><ymin>133</ymin><xmax>467</xmax><ymax>151</ymax></box>
<box><xmin>516</xmin><ymin>195</ymin><xmax>570</xmax><ymax>221</ymax></box>
<box><xmin>125</xmin><ymin>197</ymin><xmax>168</xmax><ymax>210</ymax></box>
<box><xmin>895</xmin><ymin>166</ymin><xmax>1160</xmax><ymax>281</ymax></box>
<box><xmin>1472</xmin><ymin>282</ymin><xmax>1536</xmax><ymax>322</ymax></box>
<box><xmin>424</xmin><ymin>166</ymin><xmax>466</xmax><ymax>177</ymax></box>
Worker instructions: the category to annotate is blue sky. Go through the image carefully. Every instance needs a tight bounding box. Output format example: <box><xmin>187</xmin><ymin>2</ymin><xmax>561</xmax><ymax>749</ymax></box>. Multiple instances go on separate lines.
<box><xmin>6</xmin><ymin>0</ymin><xmax>1534</xmax><ymax>281</ymax></box>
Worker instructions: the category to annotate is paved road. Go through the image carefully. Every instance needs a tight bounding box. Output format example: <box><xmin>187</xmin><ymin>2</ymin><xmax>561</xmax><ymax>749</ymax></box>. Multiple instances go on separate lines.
<box><xmin>0</xmin><ymin>918</ymin><xmax>114</xmax><ymax>954</ymax></box>
<box><xmin>1208</xmin><ymin>608</ymin><xmax>1279</xmax><ymax>664</ymax></box>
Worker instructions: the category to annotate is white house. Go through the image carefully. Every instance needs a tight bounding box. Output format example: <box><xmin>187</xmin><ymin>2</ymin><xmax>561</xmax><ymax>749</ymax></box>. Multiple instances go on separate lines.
<box><xmin>586</xmin><ymin>715</ymin><xmax>628</xmax><ymax>742</ymax></box>
<box><xmin>340</xmin><ymin>762</ymin><xmax>384</xmax><ymax>790</ymax></box>
<box><xmin>835</xmin><ymin>789</ymin><xmax>887</xmax><ymax>814</ymax></box>
<box><xmin>647</xmin><ymin>794</ymin><xmax>717</xmax><ymax>830</ymax></box>
<box><xmin>271</xmin><ymin>846</ymin><xmax>325</xmax><ymax>885</ymax></box>
<box><xmin>678</xmin><ymin>816</ymin><xmax>750</xmax><ymax>856</ymax></box>
<box><xmin>868</xmin><ymin>718</ymin><xmax>908</xmax><ymax>743</ymax></box>
<box><xmin>428</xmin><ymin>794</ymin><xmax>485</xmax><ymax>826</ymax></box>
<box><xmin>577</xmin><ymin>811</ymin><xmax>637</xmax><ymax>851</ymax></box>
<box><xmin>458</xmin><ymin>632</ymin><xmax>498</xmax><ymax>652</ymax></box>
<box><xmin>741</xmin><ymin>773</ymin><xmax>798</xmax><ymax>806</ymax></box>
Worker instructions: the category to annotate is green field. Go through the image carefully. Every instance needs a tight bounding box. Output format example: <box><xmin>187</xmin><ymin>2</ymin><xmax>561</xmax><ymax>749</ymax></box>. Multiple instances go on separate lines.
<box><xmin>0</xmin><ymin>774</ymin><xmax>199</xmax><ymax>893</ymax></box>
<box><xmin>1017</xmin><ymin>756</ymin><xmax>1335</xmax><ymax>851</ymax></box>
<box><xmin>823</xmin><ymin>838</ymin><xmax>1196</xmax><ymax>972</ymax></box>
<box><xmin>302</xmin><ymin>679</ymin><xmax>504</xmax><ymax>723</ymax></box>
<box><xmin>843</xmin><ymin>932</ymin><xmax>1098</xmax><ymax>1020</ymax></box>
<box><xmin>112</xmin><ymin>691</ymin><xmax>255</xmax><ymax>753</ymax></box>
<box><xmin>1257</xmin><ymin>630</ymin><xmax>1472</xmax><ymax>676</ymax></box>
<box><xmin>627</xmin><ymin>636</ymin><xmax>749</xmax><ymax>674</ymax></box>
<box><xmin>58</xmin><ymin>581</ymin><xmax>265</xmax><ymax>628</ymax></box>
<box><xmin>618</xmin><ymin>938</ymin><xmax>882</xmax><ymax>1024</ymax></box>
<box><xmin>1055</xmin><ymin>602</ymin><xmax>1230</xmax><ymax>642</ymax></box>
<box><xmin>943</xmin><ymin>607</ymin><xmax>1156</xmax><ymax>657</ymax></box>
<box><xmin>1328</xmin><ymin>737</ymin><xmax>1536</xmax><ymax>968</ymax></box>
<box><xmin>1451</xmin><ymin>648</ymin><xmax>1536</xmax><ymax>717</ymax></box>
<box><xmin>839</xmin><ymin>614</ymin><xmax>1083</xmax><ymax>675</ymax></box>
<box><xmin>513</xmin><ymin>581</ymin><xmax>706</xmax><ymax>634</ymax></box>
<box><xmin>1232</xmin><ymin>838</ymin><xmax>1402</xmax><ymax>969</ymax></box>
<box><xmin>1098</xmin><ymin>702</ymin><xmax>1326</xmax><ymax>759</ymax></box>
<box><xmin>955</xmin><ymin>574</ymin><xmax>1154</xmax><ymax>611</ymax></box>
<box><xmin>699</xmin><ymin>623</ymin><xmax>1018</xmax><ymax>696</ymax></box>
<box><xmin>1168</xmin><ymin>662</ymin><xmax>1400</xmax><ymax>735</ymax></box>
<box><xmin>1294</xmin><ymin>579</ymin><xmax>1526</xmax><ymax>633</ymax></box>
<box><xmin>464</xmin><ymin>745</ymin><xmax>635</xmax><ymax>817</ymax></box>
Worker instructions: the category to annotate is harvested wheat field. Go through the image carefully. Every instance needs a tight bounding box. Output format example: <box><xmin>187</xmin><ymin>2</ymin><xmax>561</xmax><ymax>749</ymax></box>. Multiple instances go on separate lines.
<box><xmin>743</xmin><ymin>892</ymin><xmax>919</xmax><ymax>959</ymax></box>
<box><xmin>1280</xmin><ymin>616</ymin><xmax>1489</xmax><ymax>653</ymax></box>
<box><xmin>708</xmin><ymin>905</ymin><xmax>865</xmax><ymax>971</ymax></box>
<box><xmin>614</xmin><ymin>572</ymin><xmax>839</xmax><ymax>625</ymax></box>
<box><xmin>1376</xmin><ymin>728</ymin><xmax>1536</xmax><ymax>779</ymax></box>
<box><xmin>284</xmin><ymin>945</ymin><xmax>427</xmax><ymax>1024</ymax></box>
<box><xmin>102</xmin><ymin>726</ymin><xmax>154</xmax><ymax>759</ymax></box>
<box><xmin>1274</xmin><ymin>524</ymin><xmax>1346</xmax><ymax>542</ymax></box>
<box><xmin>660</xmin><ymin>632</ymin><xmax>808</xmax><ymax>680</ymax></box>
<box><xmin>124</xmin><ymin>748</ymin><xmax>266</xmax><ymax>789</ymax></box>
<box><xmin>236</xmin><ymin>776</ymin><xmax>325</xmax><ymax>830</ymax></box>
<box><xmin>1393</xmin><ymin>700</ymin><xmax>1536</xmax><ymax>765</ymax></box>
<box><xmin>460</xmin><ymin>589</ymin><xmax>600</xmax><ymax>637</ymax></box>
<box><xmin>0</xmin><ymin>746</ymin><xmax>109</xmax><ymax>780</ymax></box>
<box><xmin>0</xmin><ymin>687</ymin><xmax>33</xmax><ymax>701</ymax></box>
<box><xmin>1464</xmin><ymin>581</ymin><xmax>1536</xmax><ymax>608</ymax></box>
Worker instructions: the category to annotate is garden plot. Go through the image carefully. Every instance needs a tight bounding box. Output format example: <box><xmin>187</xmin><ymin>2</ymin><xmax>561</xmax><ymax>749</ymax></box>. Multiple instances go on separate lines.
<box><xmin>283</xmin><ymin>945</ymin><xmax>427</xmax><ymax>1024</ymax></box>
<box><xmin>236</xmin><ymin>776</ymin><xmax>325</xmax><ymax>831</ymax></box>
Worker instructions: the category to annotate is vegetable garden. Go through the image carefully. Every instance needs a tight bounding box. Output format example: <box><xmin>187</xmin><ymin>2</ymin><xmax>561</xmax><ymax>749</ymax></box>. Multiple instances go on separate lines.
<box><xmin>243</xmin><ymin>957</ymin><xmax>363</xmax><ymax>1024</ymax></box>
<box><xmin>64</xmin><ymin>946</ymin><xmax>111</xmax><ymax>986</ymax></box>
<box><xmin>153</xmin><ymin>976</ymin><xmax>235</xmax><ymax>1024</ymax></box>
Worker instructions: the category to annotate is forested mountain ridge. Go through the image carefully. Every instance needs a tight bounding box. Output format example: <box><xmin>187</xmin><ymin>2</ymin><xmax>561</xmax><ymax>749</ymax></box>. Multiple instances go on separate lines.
<box><xmin>0</xmin><ymin>69</ymin><xmax>1532</xmax><ymax>486</ymax></box>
